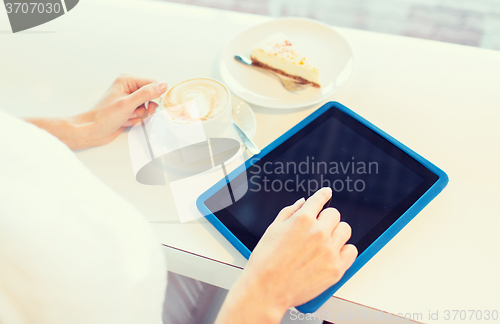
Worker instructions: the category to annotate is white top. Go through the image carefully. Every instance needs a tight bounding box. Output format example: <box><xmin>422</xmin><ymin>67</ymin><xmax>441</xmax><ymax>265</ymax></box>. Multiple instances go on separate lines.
<box><xmin>0</xmin><ymin>110</ymin><xmax>167</xmax><ymax>324</ymax></box>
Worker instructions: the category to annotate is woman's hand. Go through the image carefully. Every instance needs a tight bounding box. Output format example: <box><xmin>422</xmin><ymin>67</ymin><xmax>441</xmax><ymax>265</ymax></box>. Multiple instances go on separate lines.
<box><xmin>26</xmin><ymin>75</ymin><xmax>168</xmax><ymax>150</ymax></box>
<box><xmin>216</xmin><ymin>187</ymin><xmax>358</xmax><ymax>323</ymax></box>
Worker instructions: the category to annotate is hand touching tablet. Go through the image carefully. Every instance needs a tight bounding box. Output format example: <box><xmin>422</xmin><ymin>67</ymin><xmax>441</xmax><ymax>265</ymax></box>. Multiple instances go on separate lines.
<box><xmin>216</xmin><ymin>187</ymin><xmax>357</xmax><ymax>324</ymax></box>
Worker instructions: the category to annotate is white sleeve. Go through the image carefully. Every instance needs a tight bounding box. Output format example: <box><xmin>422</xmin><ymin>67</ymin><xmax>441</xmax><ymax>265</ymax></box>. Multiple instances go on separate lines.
<box><xmin>0</xmin><ymin>110</ymin><xmax>167</xmax><ymax>324</ymax></box>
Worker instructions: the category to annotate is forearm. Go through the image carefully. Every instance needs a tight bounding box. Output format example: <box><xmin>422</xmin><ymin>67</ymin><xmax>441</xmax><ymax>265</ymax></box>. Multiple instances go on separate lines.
<box><xmin>215</xmin><ymin>273</ymin><xmax>288</xmax><ymax>324</ymax></box>
<box><xmin>25</xmin><ymin>113</ymin><xmax>93</xmax><ymax>150</ymax></box>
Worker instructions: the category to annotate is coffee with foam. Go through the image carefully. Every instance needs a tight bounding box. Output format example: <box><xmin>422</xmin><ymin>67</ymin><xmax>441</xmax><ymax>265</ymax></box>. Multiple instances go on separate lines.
<box><xmin>162</xmin><ymin>79</ymin><xmax>229</xmax><ymax>124</ymax></box>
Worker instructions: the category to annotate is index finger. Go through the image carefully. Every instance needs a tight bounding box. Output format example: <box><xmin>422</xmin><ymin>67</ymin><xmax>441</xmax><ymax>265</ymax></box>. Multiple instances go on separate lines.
<box><xmin>130</xmin><ymin>77</ymin><xmax>157</xmax><ymax>90</ymax></box>
<box><xmin>120</xmin><ymin>75</ymin><xmax>157</xmax><ymax>93</ymax></box>
<box><xmin>293</xmin><ymin>187</ymin><xmax>332</xmax><ymax>219</ymax></box>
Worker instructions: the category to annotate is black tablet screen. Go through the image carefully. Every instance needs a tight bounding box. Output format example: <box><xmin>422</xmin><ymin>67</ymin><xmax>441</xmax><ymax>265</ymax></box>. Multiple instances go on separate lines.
<box><xmin>205</xmin><ymin>107</ymin><xmax>438</xmax><ymax>254</ymax></box>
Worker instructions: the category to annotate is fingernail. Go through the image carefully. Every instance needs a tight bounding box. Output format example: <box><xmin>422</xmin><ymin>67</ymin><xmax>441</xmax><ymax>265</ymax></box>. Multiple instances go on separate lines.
<box><xmin>321</xmin><ymin>187</ymin><xmax>332</xmax><ymax>195</ymax></box>
<box><xmin>155</xmin><ymin>81</ymin><xmax>168</xmax><ymax>92</ymax></box>
<box><xmin>294</xmin><ymin>197</ymin><xmax>305</xmax><ymax>204</ymax></box>
<box><xmin>123</xmin><ymin>121</ymin><xmax>132</xmax><ymax>127</ymax></box>
<box><xmin>131</xmin><ymin>113</ymin><xmax>138</xmax><ymax>118</ymax></box>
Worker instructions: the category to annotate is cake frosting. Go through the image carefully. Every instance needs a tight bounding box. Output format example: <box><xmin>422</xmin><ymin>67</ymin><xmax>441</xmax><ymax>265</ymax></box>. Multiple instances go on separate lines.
<box><xmin>250</xmin><ymin>33</ymin><xmax>320</xmax><ymax>87</ymax></box>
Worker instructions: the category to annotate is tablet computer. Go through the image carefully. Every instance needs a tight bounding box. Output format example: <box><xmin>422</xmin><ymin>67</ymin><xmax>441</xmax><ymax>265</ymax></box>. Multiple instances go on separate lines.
<box><xmin>197</xmin><ymin>101</ymin><xmax>448</xmax><ymax>313</ymax></box>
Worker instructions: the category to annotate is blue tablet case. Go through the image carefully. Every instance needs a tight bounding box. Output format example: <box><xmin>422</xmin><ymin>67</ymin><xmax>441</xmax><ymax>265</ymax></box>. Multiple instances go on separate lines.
<box><xmin>197</xmin><ymin>101</ymin><xmax>448</xmax><ymax>313</ymax></box>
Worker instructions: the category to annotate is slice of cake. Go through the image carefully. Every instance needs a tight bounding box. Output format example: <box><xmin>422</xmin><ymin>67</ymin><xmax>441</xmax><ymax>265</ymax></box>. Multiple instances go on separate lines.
<box><xmin>250</xmin><ymin>33</ymin><xmax>320</xmax><ymax>87</ymax></box>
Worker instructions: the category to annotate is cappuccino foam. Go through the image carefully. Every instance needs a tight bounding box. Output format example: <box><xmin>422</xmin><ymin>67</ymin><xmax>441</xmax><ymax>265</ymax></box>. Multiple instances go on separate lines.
<box><xmin>163</xmin><ymin>79</ymin><xmax>229</xmax><ymax>124</ymax></box>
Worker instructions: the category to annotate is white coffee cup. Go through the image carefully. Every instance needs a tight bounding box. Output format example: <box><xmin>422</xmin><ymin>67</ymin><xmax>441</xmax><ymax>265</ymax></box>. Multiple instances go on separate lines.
<box><xmin>157</xmin><ymin>78</ymin><xmax>232</xmax><ymax>141</ymax></box>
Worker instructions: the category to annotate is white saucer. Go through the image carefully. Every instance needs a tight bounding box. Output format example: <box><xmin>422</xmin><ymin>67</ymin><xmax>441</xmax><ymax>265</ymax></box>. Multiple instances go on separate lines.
<box><xmin>144</xmin><ymin>95</ymin><xmax>256</xmax><ymax>175</ymax></box>
<box><xmin>227</xmin><ymin>93</ymin><xmax>257</xmax><ymax>140</ymax></box>
<box><xmin>148</xmin><ymin>94</ymin><xmax>256</xmax><ymax>154</ymax></box>
<box><xmin>219</xmin><ymin>18</ymin><xmax>354</xmax><ymax>109</ymax></box>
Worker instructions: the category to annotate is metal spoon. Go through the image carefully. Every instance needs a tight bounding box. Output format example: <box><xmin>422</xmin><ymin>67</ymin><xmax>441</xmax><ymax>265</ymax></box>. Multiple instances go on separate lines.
<box><xmin>231</xmin><ymin>119</ymin><xmax>260</xmax><ymax>155</ymax></box>
<box><xmin>234</xmin><ymin>54</ymin><xmax>311</xmax><ymax>92</ymax></box>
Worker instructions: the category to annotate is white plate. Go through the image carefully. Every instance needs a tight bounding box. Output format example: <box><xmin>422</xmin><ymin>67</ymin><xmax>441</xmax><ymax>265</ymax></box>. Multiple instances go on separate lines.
<box><xmin>229</xmin><ymin>94</ymin><xmax>257</xmax><ymax>140</ymax></box>
<box><xmin>219</xmin><ymin>18</ymin><xmax>354</xmax><ymax>109</ymax></box>
<box><xmin>147</xmin><ymin>94</ymin><xmax>256</xmax><ymax>157</ymax></box>
<box><xmin>223</xmin><ymin>94</ymin><xmax>257</xmax><ymax>158</ymax></box>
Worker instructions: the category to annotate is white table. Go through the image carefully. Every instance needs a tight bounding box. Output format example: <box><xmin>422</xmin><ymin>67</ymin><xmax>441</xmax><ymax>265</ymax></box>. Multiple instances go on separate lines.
<box><xmin>1</xmin><ymin>0</ymin><xmax>499</xmax><ymax>322</ymax></box>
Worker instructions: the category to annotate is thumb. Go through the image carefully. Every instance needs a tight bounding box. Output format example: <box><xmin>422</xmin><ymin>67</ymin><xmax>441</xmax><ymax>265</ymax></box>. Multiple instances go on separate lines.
<box><xmin>125</xmin><ymin>81</ymin><xmax>168</xmax><ymax>109</ymax></box>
